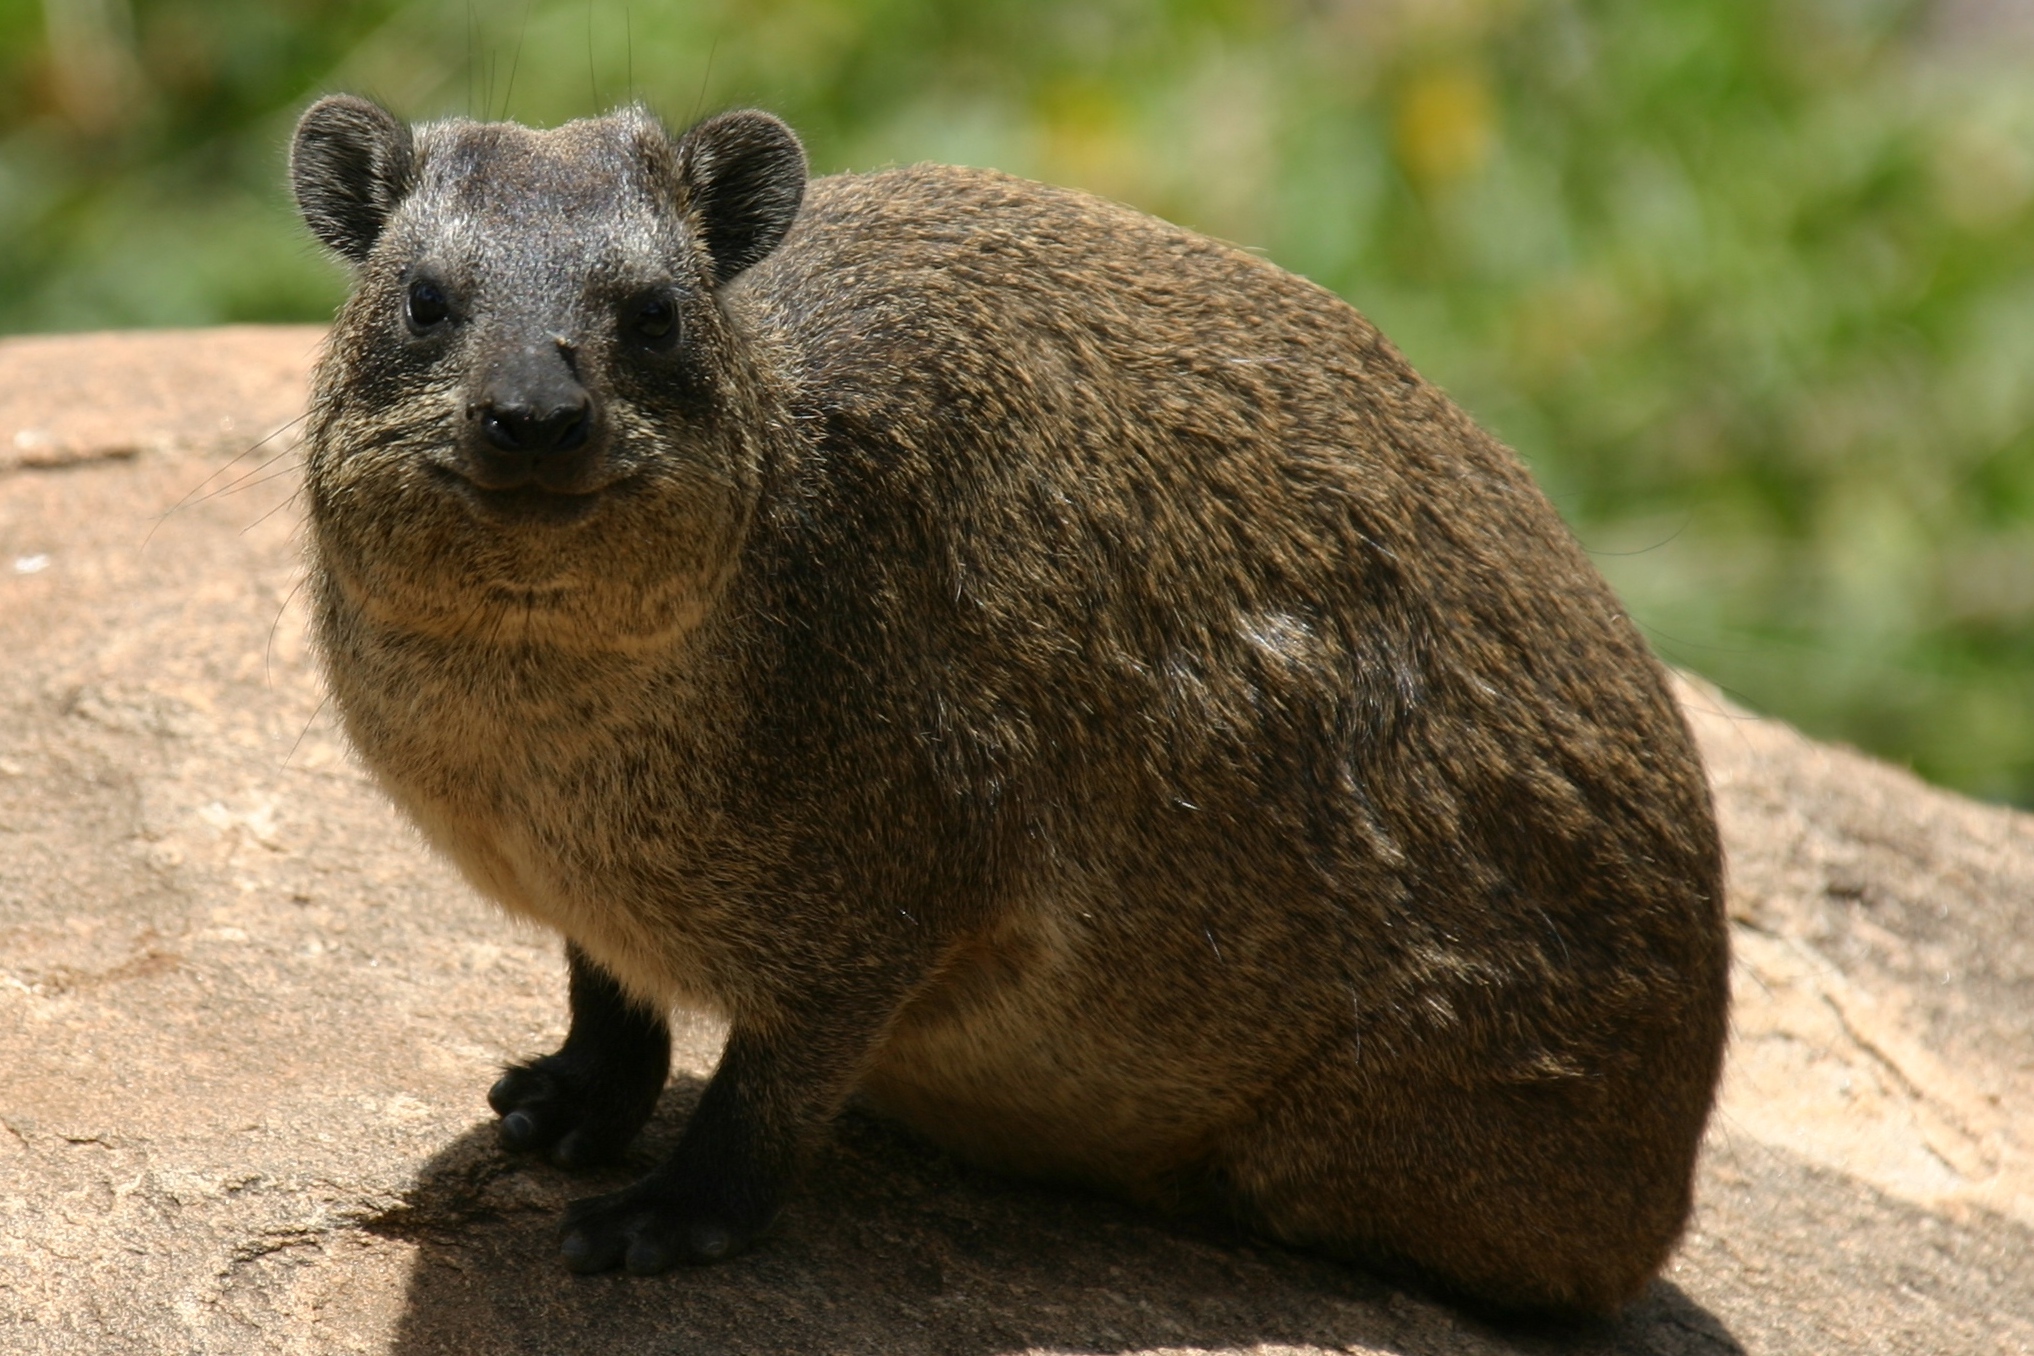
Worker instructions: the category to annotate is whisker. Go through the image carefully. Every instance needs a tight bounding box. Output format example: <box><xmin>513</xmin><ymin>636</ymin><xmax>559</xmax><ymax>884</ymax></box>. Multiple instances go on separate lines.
<box><xmin>143</xmin><ymin>412</ymin><xmax>309</xmax><ymax>549</ymax></box>
<box><xmin>209</xmin><ymin>458</ymin><xmax>305</xmax><ymax>503</ymax></box>
<box><xmin>282</xmin><ymin>692</ymin><xmax>332</xmax><ymax>771</ymax></box>
<box><xmin>265</xmin><ymin>573</ymin><xmax>311</xmax><ymax>690</ymax></box>
<box><xmin>691</xmin><ymin>36</ymin><xmax>719</xmax><ymax>123</ymax></box>
<box><xmin>178</xmin><ymin>441</ymin><xmax>304</xmax><ymax>510</ymax></box>
<box><xmin>239</xmin><ymin>483</ymin><xmax>304</xmax><ymax>537</ymax></box>
<box><xmin>502</xmin><ymin>0</ymin><xmax>534</xmax><ymax>119</ymax></box>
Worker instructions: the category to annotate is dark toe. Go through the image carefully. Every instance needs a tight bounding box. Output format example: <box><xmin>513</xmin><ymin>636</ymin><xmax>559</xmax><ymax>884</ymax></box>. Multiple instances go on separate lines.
<box><xmin>550</xmin><ymin>1128</ymin><xmax>606</xmax><ymax>1170</ymax></box>
<box><xmin>560</xmin><ymin>1224</ymin><xmax>626</xmax><ymax>1274</ymax></box>
<box><xmin>499</xmin><ymin>1109</ymin><xmax>541</xmax><ymax>1151</ymax></box>
<box><xmin>487</xmin><ymin>1066</ymin><xmax>547</xmax><ymax>1116</ymax></box>
<box><xmin>686</xmin><ymin>1222</ymin><xmax>734</xmax><ymax>1261</ymax></box>
<box><xmin>624</xmin><ymin>1233</ymin><xmax>675</xmax><ymax>1275</ymax></box>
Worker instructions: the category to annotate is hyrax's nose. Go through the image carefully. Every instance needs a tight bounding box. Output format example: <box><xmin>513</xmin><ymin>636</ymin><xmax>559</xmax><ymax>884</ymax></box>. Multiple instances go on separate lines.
<box><xmin>462</xmin><ymin>341</ymin><xmax>603</xmax><ymax>491</ymax></box>
<box><xmin>476</xmin><ymin>393</ymin><xmax>591</xmax><ymax>454</ymax></box>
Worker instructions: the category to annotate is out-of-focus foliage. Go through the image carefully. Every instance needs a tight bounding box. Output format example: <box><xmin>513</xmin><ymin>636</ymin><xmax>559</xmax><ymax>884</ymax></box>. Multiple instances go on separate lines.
<box><xmin>5</xmin><ymin>0</ymin><xmax>2034</xmax><ymax>802</ymax></box>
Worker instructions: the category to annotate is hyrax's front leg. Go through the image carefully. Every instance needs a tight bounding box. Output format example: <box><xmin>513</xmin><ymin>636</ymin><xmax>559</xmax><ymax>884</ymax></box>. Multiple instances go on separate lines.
<box><xmin>553</xmin><ymin>989</ymin><xmax>895</xmax><ymax>1275</ymax></box>
<box><xmin>489</xmin><ymin>944</ymin><xmax>672</xmax><ymax>1170</ymax></box>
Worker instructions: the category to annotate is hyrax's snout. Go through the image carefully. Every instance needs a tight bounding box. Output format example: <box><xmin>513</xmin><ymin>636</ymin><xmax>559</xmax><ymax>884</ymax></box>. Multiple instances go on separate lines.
<box><xmin>460</xmin><ymin>338</ymin><xmax>604</xmax><ymax>495</ymax></box>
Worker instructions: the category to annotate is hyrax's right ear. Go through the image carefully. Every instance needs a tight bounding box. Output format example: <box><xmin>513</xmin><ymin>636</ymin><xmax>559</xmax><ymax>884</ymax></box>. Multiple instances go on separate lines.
<box><xmin>291</xmin><ymin>95</ymin><xmax>414</xmax><ymax>263</ymax></box>
<box><xmin>675</xmin><ymin>110</ymin><xmax>808</xmax><ymax>286</ymax></box>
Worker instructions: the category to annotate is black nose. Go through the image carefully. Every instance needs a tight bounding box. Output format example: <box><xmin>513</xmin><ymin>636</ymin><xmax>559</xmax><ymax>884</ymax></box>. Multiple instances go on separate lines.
<box><xmin>478</xmin><ymin>397</ymin><xmax>591</xmax><ymax>454</ymax></box>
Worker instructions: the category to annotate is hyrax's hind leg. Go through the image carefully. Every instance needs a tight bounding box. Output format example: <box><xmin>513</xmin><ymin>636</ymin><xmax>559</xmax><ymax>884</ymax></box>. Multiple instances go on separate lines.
<box><xmin>489</xmin><ymin>943</ymin><xmax>672</xmax><ymax>1170</ymax></box>
<box><xmin>1213</xmin><ymin>1042</ymin><xmax>1705</xmax><ymax>1318</ymax></box>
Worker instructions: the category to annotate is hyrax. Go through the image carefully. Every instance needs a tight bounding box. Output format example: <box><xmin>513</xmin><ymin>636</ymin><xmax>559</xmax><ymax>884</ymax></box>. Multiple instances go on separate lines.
<box><xmin>290</xmin><ymin>94</ymin><xmax>1728</xmax><ymax>1317</ymax></box>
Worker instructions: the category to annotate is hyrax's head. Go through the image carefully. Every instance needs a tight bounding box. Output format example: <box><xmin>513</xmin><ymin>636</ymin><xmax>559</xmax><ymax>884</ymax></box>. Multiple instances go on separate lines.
<box><xmin>290</xmin><ymin>95</ymin><xmax>806</xmax><ymax>649</ymax></box>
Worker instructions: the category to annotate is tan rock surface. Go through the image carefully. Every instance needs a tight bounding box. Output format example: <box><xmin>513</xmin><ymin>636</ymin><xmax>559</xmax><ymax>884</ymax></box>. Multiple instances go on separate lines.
<box><xmin>0</xmin><ymin>326</ymin><xmax>2027</xmax><ymax>1354</ymax></box>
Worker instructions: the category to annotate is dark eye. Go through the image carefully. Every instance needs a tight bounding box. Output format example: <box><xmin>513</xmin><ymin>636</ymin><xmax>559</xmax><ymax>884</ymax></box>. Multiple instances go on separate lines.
<box><xmin>405</xmin><ymin>279</ymin><xmax>450</xmax><ymax>331</ymax></box>
<box><xmin>629</xmin><ymin>294</ymin><xmax>675</xmax><ymax>345</ymax></box>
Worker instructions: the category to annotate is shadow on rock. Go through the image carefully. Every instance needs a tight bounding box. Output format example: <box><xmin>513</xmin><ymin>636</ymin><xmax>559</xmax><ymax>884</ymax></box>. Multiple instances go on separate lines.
<box><xmin>364</xmin><ymin>1076</ymin><xmax>1744</xmax><ymax>1356</ymax></box>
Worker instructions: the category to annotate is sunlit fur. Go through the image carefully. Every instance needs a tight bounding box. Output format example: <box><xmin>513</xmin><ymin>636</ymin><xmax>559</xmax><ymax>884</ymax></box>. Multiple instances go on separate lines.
<box><xmin>298</xmin><ymin>99</ymin><xmax>1729</xmax><ymax>1317</ymax></box>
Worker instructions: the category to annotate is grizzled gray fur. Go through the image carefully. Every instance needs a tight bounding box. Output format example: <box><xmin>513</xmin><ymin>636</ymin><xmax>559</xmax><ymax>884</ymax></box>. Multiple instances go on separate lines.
<box><xmin>289</xmin><ymin>93</ymin><xmax>1729</xmax><ymax>1317</ymax></box>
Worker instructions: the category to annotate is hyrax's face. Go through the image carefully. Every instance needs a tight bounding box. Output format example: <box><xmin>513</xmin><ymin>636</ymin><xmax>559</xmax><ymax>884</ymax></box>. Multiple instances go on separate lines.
<box><xmin>291</xmin><ymin>97</ymin><xmax>806</xmax><ymax>648</ymax></box>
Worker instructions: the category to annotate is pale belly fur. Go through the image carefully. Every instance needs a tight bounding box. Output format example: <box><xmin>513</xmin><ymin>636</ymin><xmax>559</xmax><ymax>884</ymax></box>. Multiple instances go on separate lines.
<box><xmin>403</xmin><ymin>775</ymin><xmax>1254</xmax><ymax>1197</ymax></box>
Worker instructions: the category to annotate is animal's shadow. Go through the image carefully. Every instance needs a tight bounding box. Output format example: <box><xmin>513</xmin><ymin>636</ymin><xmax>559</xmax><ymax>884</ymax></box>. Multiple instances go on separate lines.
<box><xmin>365</xmin><ymin>1075</ymin><xmax>1742</xmax><ymax>1355</ymax></box>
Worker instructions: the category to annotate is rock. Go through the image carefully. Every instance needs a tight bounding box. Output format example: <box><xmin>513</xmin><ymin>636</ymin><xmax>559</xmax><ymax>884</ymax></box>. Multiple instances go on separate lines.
<box><xmin>0</xmin><ymin>326</ymin><xmax>2026</xmax><ymax>1354</ymax></box>
<box><xmin>0</xmin><ymin>327</ymin><xmax>315</xmax><ymax>472</ymax></box>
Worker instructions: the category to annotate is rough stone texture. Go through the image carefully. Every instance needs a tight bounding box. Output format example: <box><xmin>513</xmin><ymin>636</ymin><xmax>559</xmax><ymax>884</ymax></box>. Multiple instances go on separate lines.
<box><xmin>0</xmin><ymin>326</ymin><xmax>2027</xmax><ymax>1355</ymax></box>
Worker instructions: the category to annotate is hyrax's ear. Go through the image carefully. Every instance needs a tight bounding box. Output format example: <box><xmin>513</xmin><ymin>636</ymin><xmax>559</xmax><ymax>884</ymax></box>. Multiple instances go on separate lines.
<box><xmin>291</xmin><ymin>95</ymin><xmax>414</xmax><ymax>264</ymax></box>
<box><xmin>675</xmin><ymin>110</ymin><xmax>807</xmax><ymax>286</ymax></box>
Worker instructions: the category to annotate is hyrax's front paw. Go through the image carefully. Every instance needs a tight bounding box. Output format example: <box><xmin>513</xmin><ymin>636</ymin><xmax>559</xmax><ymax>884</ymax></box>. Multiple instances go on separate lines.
<box><xmin>487</xmin><ymin>1048</ymin><xmax>665</xmax><ymax>1171</ymax></box>
<box><xmin>558</xmin><ymin>1175</ymin><xmax>779</xmax><ymax>1274</ymax></box>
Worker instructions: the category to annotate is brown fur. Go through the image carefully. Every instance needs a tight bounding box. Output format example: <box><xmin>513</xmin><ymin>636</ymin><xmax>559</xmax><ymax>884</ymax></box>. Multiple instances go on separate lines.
<box><xmin>292</xmin><ymin>96</ymin><xmax>1728</xmax><ymax>1316</ymax></box>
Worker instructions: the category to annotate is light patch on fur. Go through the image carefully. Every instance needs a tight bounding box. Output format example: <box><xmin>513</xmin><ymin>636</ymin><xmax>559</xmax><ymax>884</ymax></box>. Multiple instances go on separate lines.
<box><xmin>1237</xmin><ymin>609</ymin><xmax>1316</xmax><ymax>667</ymax></box>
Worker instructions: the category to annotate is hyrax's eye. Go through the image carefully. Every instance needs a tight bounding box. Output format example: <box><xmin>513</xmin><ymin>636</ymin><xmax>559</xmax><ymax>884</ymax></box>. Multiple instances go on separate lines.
<box><xmin>627</xmin><ymin>294</ymin><xmax>676</xmax><ymax>346</ymax></box>
<box><xmin>405</xmin><ymin>279</ymin><xmax>451</xmax><ymax>332</ymax></box>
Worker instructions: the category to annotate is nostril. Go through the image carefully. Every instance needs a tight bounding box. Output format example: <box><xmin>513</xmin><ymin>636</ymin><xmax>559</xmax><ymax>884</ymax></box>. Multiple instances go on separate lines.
<box><xmin>479</xmin><ymin>406</ymin><xmax>526</xmax><ymax>452</ymax></box>
<box><xmin>551</xmin><ymin>404</ymin><xmax>591</xmax><ymax>452</ymax></box>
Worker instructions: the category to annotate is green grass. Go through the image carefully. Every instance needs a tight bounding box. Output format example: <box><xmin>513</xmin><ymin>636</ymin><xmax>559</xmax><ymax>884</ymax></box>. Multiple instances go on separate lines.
<box><xmin>6</xmin><ymin>0</ymin><xmax>2032</xmax><ymax>801</ymax></box>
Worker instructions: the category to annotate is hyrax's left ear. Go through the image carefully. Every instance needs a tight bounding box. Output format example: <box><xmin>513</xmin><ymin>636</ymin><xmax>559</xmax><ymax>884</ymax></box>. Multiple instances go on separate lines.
<box><xmin>676</xmin><ymin>110</ymin><xmax>807</xmax><ymax>286</ymax></box>
<box><xmin>291</xmin><ymin>95</ymin><xmax>414</xmax><ymax>264</ymax></box>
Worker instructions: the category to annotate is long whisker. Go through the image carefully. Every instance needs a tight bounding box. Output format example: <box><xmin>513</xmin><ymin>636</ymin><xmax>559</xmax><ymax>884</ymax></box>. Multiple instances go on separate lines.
<box><xmin>176</xmin><ymin>439</ymin><xmax>305</xmax><ymax>509</ymax></box>
<box><xmin>207</xmin><ymin>457</ymin><xmax>305</xmax><ymax>504</ymax></box>
<box><xmin>142</xmin><ymin>412</ymin><xmax>309</xmax><ymax>549</ymax></box>
<box><xmin>239</xmin><ymin>483</ymin><xmax>304</xmax><ymax>537</ymax></box>
<box><xmin>502</xmin><ymin>0</ymin><xmax>534</xmax><ymax>119</ymax></box>
<box><xmin>282</xmin><ymin>692</ymin><xmax>332</xmax><ymax>771</ymax></box>
<box><xmin>265</xmin><ymin>573</ymin><xmax>311</xmax><ymax>690</ymax></box>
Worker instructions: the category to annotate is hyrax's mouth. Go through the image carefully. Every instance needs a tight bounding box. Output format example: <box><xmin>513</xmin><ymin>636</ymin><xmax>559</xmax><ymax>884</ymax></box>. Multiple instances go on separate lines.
<box><xmin>427</xmin><ymin>463</ymin><xmax>624</xmax><ymax>528</ymax></box>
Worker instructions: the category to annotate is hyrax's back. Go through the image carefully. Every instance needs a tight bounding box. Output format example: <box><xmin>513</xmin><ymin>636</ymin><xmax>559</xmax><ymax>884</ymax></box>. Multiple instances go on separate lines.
<box><xmin>741</xmin><ymin>165</ymin><xmax>1729</xmax><ymax>1315</ymax></box>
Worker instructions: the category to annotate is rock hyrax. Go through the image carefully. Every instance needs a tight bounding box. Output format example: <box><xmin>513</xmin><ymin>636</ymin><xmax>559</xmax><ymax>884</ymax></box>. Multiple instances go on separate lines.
<box><xmin>290</xmin><ymin>94</ymin><xmax>1729</xmax><ymax>1317</ymax></box>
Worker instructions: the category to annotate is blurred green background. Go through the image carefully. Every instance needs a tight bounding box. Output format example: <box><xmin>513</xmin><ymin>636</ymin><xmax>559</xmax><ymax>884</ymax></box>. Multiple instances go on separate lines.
<box><xmin>4</xmin><ymin>0</ymin><xmax>2033</xmax><ymax>803</ymax></box>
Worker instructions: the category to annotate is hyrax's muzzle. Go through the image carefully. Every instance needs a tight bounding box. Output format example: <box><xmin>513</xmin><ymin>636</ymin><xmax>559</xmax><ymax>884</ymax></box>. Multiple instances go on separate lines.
<box><xmin>460</xmin><ymin>334</ymin><xmax>605</xmax><ymax>498</ymax></box>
